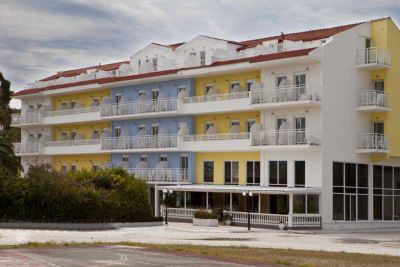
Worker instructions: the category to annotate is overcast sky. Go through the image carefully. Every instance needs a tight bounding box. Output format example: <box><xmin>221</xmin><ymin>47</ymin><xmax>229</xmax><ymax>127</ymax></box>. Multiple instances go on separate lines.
<box><xmin>1</xmin><ymin>0</ymin><xmax>399</xmax><ymax>108</ymax></box>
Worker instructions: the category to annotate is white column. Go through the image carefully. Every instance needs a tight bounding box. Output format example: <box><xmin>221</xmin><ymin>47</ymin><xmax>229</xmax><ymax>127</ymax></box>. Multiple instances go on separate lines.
<box><xmin>288</xmin><ymin>193</ymin><xmax>294</xmax><ymax>227</ymax></box>
<box><xmin>260</xmin><ymin>152</ymin><xmax>266</xmax><ymax>186</ymax></box>
<box><xmin>184</xmin><ymin>191</ymin><xmax>187</xmax><ymax>208</ymax></box>
<box><xmin>206</xmin><ymin>192</ymin><xmax>209</xmax><ymax>209</ymax></box>
<box><xmin>287</xmin><ymin>160</ymin><xmax>295</xmax><ymax>188</ymax></box>
<box><xmin>230</xmin><ymin>192</ymin><xmax>233</xmax><ymax>211</ymax></box>
<box><xmin>368</xmin><ymin>164</ymin><xmax>373</xmax><ymax>221</ymax></box>
<box><xmin>258</xmin><ymin>194</ymin><xmax>261</xmax><ymax>213</ymax></box>
<box><xmin>154</xmin><ymin>186</ymin><xmax>160</xmax><ymax>217</ymax></box>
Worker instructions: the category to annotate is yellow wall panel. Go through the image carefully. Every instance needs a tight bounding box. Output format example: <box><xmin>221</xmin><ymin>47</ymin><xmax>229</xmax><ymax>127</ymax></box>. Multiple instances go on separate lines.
<box><xmin>53</xmin><ymin>154</ymin><xmax>110</xmax><ymax>171</ymax></box>
<box><xmin>195</xmin><ymin>152</ymin><xmax>260</xmax><ymax>185</ymax></box>
<box><xmin>194</xmin><ymin>112</ymin><xmax>260</xmax><ymax>134</ymax></box>
<box><xmin>53</xmin><ymin>122</ymin><xmax>110</xmax><ymax>140</ymax></box>
<box><xmin>53</xmin><ymin>89</ymin><xmax>110</xmax><ymax>110</ymax></box>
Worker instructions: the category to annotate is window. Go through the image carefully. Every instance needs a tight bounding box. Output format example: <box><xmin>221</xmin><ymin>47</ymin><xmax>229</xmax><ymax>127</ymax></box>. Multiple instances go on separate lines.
<box><xmin>151</xmin><ymin>89</ymin><xmax>159</xmax><ymax>101</ymax></box>
<box><xmin>245</xmin><ymin>79</ymin><xmax>256</xmax><ymax>91</ymax></box>
<box><xmin>276</xmin><ymin>117</ymin><xmax>287</xmax><ymax>130</ymax></box>
<box><xmin>203</xmin><ymin>161</ymin><xmax>214</xmax><ymax>183</ymax></box>
<box><xmin>269</xmin><ymin>161</ymin><xmax>287</xmax><ymax>186</ymax></box>
<box><xmin>160</xmin><ymin>155</ymin><xmax>168</xmax><ymax>162</ymax></box>
<box><xmin>61</xmin><ymin>131</ymin><xmax>68</xmax><ymax>139</ymax></box>
<box><xmin>71</xmin><ymin>165</ymin><xmax>77</xmax><ymax>172</ymax></box>
<box><xmin>61</xmin><ymin>101</ymin><xmax>68</xmax><ymax>109</ymax></box>
<box><xmin>151</xmin><ymin>124</ymin><xmax>159</xmax><ymax>135</ymax></box>
<box><xmin>374</xmin><ymin>80</ymin><xmax>384</xmax><ymax>92</ymax></box>
<box><xmin>178</xmin><ymin>86</ymin><xmax>187</xmax><ymax>94</ymax></box>
<box><xmin>294</xmin><ymin>194</ymin><xmax>319</xmax><ymax>214</ymax></box>
<box><xmin>115</xmin><ymin>94</ymin><xmax>122</xmax><ymax>104</ymax></box>
<box><xmin>230</xmin><ymin>120</ymin><xmax>240</xmax><ymax>128</ymax></box>
<box><xmin>140</xmin><ymin>155</ymin><xmax>147</xmax><ymax>162</ymax></box>
<box><xmin>247</xmin><ymin>161</ymin><xmax>260</xmax><ymax>185</ymax></box>
<box><xmin>199</xmin><ymin>50</ymin><xmax>206</xmax><ymax>66</ymax></box>
<box><xmin>71</xmin><ymin>130</ymin><xmax>77</xmax><ymax>140</ymax></box>
<box><xmin>374</xmin><ymin>122</ymin><xmax>384</xmax><ymax>135</ymax></box>
<box><xmin>204</xmin><ymin>121</ymin><xmax>214</xmax><ymax>133</ymax></box>
<box><xmin>294</xmin><ymin>117</ymin><xmax>306</xmax><ymax>144</ymax></box>
<box><xmin>93</xmin><ymin>97</ymin><xmax>100</xmax><ymax>106</ymax></box>
<box><xmin>180</xmin><ymin>155</ymin><xmax>189</xmax><ymax>170</ymax></box>
<box><xmin>373</xmin><ymin>165</ymin><xmax>400</xmax><ymax>221</ymax></box>
<box><xmin>276</xmin><ymin>75</ymin><xmax>287</xmax><ymax>87</ymax></box>
<box><xmin>93</xmin><ymin>128</ymin><xmax>99</xmax><ymax>135</ymax></box>
<box><xmin>294</xmin><ymin>73</ymin><xmax>306</xmax><ymax>86</ymax></box>
<box><xmin>332</xmin><ymin>162</ymin><xmax>369</xmax><ymax>221</ymax></box>
<box><xmin>71</xmin><ymin>100</ymin><xmax>77</xmax><ymax>109</ymax></box>
<box><xmin>229</xmin><ymin>81</ymin><xmax>240</xmax><ymax>91</ymax></box>
<box><xmin>138</xmin><ymin>124</ymin><xmax>146</xmax><ymax>133</ymax></box>
<box><xmin>122</xmin><ymin>154</ymin><xmax>129</xmax><ymax>162</ymax></box>
<box><xmin>295</xmin><ymin>161</ymin><xmax>305</xmax><ymax>187</ymax></box>
<box><xmin>246</xmin><ymin>119</ymin><xmax>256</xmax><ymax>133</ymax></box>
<box><xmin>61</xmin><ymin>165</ymin><xmax>68</xmax><ymax>172</ymax></box>
<box><xmin>138</xmin><ymin>91</ymin><xmax>146</xmax><ymax>99</ymax></box>
<box><xmin>152</xmin><ymin>58</ymin><xmax>158</xmax><ymax>71</ymax></box>
<box><xmin>114</xmin><ymin>127</ymin><xmax>121</xmax><ymax>138</ymax></box>
<box><xmin>205</xmin><ymin>84</ymin><xmax>214</xmax><ymax>95</ymax></box>
<box><xmin>224</xmin><ymin>161</ymin><xmax>239</xmax><ymax>184</ymax></box>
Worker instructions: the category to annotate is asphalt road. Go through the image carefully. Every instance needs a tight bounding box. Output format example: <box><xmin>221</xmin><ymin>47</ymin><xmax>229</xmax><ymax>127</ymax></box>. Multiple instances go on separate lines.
<box><xmin>0</xmin><ymin>245</ymin><xmax>258</xmax><ymax>267</ymax></box>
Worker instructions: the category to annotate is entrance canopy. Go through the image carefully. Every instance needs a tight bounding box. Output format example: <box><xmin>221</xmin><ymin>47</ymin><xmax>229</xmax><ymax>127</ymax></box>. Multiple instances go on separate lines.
<box><xmin>156</xmin><ymin>184</ymin><xmax>321</xmax><ymax>194</ymax></box>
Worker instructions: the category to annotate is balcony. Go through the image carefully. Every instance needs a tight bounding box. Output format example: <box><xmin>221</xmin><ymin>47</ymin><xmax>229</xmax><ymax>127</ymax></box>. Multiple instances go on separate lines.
<box><xmin>181</xmin><ymin>91</ymin><xmax>250</xmax><ymax>114</ymax></box>
<box><xmin>43</xmin><ymin>106</ymin><xmax>102</xmax><ymax>125</ymax></box>
<box><xmin>357</xmin><ymin>133</ymin><xmax>389</xmax><ymax>153</ymax></box>
<box><xmin>101</xmin><ymin>135</ymin><xmax>178</xmax><ymax>152</ymax></box>
<box><xmin>356</xmin><ymin>90</ymin><xmax>389</xmax><ymax>112</ymax></box>
<box><xmin>250</xmin><ymin>84</ymin><xmax>321</xmax><ymax>109</ymax></box>
<box><xmin>100</xmin><ymin>98</ymin><xmax>179</xmax><ymax>119</ymax></box>
<box><xmin>356</xmin><ymin>47</ymin><xmax>391</xmax><ymax>69</ymax></box>
<box><xmin>13</xmin><ymin>142</ymin><xmax>40</xmax><ymax>155</ymax></box>
<box><xmin>183</xmin><ymin>132</ymin><xmax>251</xmax><ymax>152</ymax></box>
<box><xmin>42</xmin><ymin>139</ymin><xmax>101</xmax><ymax>155</ymax></box>
<box><xmin>11</xmin><ymin>113</ymin><xmax>41</xmax><ymax>127</ymax></box>
<box><xmin>126</xmin><ymin>168</ymin><xmax>190</xmax><ymax>184</ymax></box>
<box><xmin>251</xmin><ymin>129</ymin><xmax>320</xmax><ymax>150</ymax></box>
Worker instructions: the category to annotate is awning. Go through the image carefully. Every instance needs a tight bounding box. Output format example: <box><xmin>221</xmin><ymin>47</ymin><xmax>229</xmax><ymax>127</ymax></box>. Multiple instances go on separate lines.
<box><xmin>156</xmin><ymin>184</ymin><xmax>321</xmax><ymax>194</ymax></box>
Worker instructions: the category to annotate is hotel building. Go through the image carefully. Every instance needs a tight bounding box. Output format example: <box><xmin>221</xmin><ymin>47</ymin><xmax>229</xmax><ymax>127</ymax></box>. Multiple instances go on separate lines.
<box><xmin>12</xmin><ymin>17</ymin><xmax>400</xmax><ymax>229</ymax></box>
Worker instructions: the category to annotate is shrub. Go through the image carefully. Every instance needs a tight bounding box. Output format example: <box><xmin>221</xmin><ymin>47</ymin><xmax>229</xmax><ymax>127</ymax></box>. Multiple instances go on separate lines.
<box><xmin>193</xmin><ymin>210</ymin><xmax>218</xmax><ymax>219</ymax></box>
<box><xmin>0</xmin><ymin>165</ymin><xmax>155</xmax><ymax>223</ymax></box>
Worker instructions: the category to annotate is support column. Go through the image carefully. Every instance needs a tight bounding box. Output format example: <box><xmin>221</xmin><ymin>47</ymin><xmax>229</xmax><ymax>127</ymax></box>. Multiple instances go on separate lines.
<box><xmin>258</xmin><ymin>194</ymin><xmax>261</xmax><ymax>213</ymax></box>
<box><xmin>260</xmin><ymin>152</ymin><xmax>266</xmax><ymax>186</ymax></box>
<box><xmin>184</xmin><ymin>191</ymin><xmax>187</xmax><ymax>208</ymax></box>
<box><xmin>288</xmin><ymin>193</ymin><xmax>294</xmax><ymax>227</ymax></box>
<box><xmin>287</xmin><ymin>161</ymin><xmax>295</xmax><ymax>188</ymax></box>
<box><xmin>154</xmin><ymin>186</ymin><xmax>160</xmax><ymax>217</ymax></box>
<box><xmin>230</xmin><ymin>192</ymin><xmax>233</xmax><ymax>211</ymax></box>
<box><xmin>206</xmin><ymin>192</ymin><xmax>209</xmax><ymax>209</ymax></box>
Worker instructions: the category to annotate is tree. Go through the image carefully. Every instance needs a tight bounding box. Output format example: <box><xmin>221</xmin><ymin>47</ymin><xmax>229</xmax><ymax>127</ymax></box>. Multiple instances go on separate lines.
<box><xmin>0</xmin><ymin>72</ymin><xmax>12</xmax><ymax>133</ymax></box>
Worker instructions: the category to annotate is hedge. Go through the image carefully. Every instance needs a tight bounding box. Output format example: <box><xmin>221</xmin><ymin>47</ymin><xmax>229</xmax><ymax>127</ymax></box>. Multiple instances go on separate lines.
<box><xmin>193</xmin><ymin>210</ymin><xmax>218</xmax><ymax>219</ymax></box>
<box><xmin>0</xmin><ymin>165</ymin><xmax>154</xmax><ymax>223</ymax></box>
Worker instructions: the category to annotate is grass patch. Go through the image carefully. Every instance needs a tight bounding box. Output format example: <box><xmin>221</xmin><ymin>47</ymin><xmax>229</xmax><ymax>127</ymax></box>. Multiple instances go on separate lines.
<box><xmin>0</xmin><ymin>242</ymin><xmax>399</xmax><ymax>267</ymax></box>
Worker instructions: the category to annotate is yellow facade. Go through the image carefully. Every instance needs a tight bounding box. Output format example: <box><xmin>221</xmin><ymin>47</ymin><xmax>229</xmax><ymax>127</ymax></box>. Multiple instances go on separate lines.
<box><xmin>53</xmin><ymin>154</ymin><xmax>110</xmax><ymax>172</ymax></box>
<box><xmin>370</xmin><ymin>18</ymin><xmax>400</xmax><ymax>159</ymax></box>
<box><xmin>53</xmin><ymin>122</ymin><xmax>110</xmax><ymax>141</ymax></box>
<box><xmin>195</xmin><ymin>152</ymin><xmax>260</xmax><ymax>185</ymax></box>
<box><xmin>53</xmin><ymin>89</ymin><xmax>110</xmax><ymax>110</ymax></box>
<box><xmin>194</xmin><ymin>71</ymin><xmax>260</xmax><ymax>96</ymax></box>
<box><xmin>194</xmin><ymin>112</ymin><xmax>260</xmax><ymax>134</ymax></box>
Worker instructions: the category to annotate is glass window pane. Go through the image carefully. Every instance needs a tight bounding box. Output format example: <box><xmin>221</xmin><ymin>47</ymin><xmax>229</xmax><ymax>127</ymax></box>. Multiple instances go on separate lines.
<box><xmin>204</xmin><ymin>161</ymin><xmax>214</xmax><ymax>183</ymax></box>
<box><xmin>293</xmin><ymin>195</ymin><xmax>306</xmax><ymax>214</ymax></box>
<box><xmin>246</xmin><ymin>162</ymin><xmax>254</xmax><ymax>184</ymax></box>
<box><xmin>295</xmin><ymin>161</ymin><xmax>305</xmax><ymax>187</ymax></box>
<box><xmin>269</xmin><ymin>161</ymin><xmax>277</xmax><ymax>185</ymax></box>
<box><xmin>345</xmin><ymin>163</ymin><xmax>356</xmax><ymax>187</ymax></box>
<box><xmin>357</xmin><ymin>164</ymin><xmax>368</xmax><ymax>188</ymax></box>
<box><xmin>394</xmin><ymin>196</ymin><xmax>400</xmax><ymax>221</ymax></box>
<box><xmin>384</xmin><ymin>196</ymin><xmax>393</xmax><ymax>220</ymax></box>
<box><xmin>373</xmin><ymin>165</ymin><xmax>383</xmax><ymax>188</ymax></box>
<box><xmin>279</xmin><ymin>161</ymin><xmax>287</xmax><ymax>185</ymax></box>
<box><xmin>224</xmin><ymin>162</ymin><xmax>231</xmax><ymax>184</ymax></box>
<box><xmin>333</xmin><ymin>162</ymin><xmax>344</xmax><ymax>187</ymax></box>
<box><xmin>307</xmin><ymin>194</ymin><xmax>319</xmax><ymax>214</ymax></box>
<box><xmin>232</xmin><ymin>162</ymin><xmax>239</xmax><ymax>184</ymax></box>
<box><xmin>373</xmin><ymin>195</ymin><xmax>382</xmax><ymax>220</ymax></box>
<box><xmin>394</xmin><ymin>167</ymin><xmax>400</xmax><ymax>189</ymax></box>
<box><xmin>358</xmin><ymin>195</ymin><xmax>368</xmax><ymax>220</ymax></box>
<box><xmin>384</xmin><ymin>166</ymin><xmax>393</xmax><ymax>189</ymax></box>
<box><xmin>333</xmin><ymin>194</ymin><xmax>344</xmax><ymax>220</ymax></box>
<box><xmin>254</xmin><ymin>161</ymin><xmax>260</xmax><ymax>184</ymax></box>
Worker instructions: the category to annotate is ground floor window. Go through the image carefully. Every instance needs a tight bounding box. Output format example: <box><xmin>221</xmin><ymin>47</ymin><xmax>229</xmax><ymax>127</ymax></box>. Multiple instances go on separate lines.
<box><xmin>224</xmin><ymin>161</ymin><xmax>239</xmax><ymax>184</ymax></box>
<box><xmin>247</xmin><ymin>161</ymin><xmax>260</xmax><ymax>185</ymax></box>
<box><xmin>332</xmin><ymin>162</ymin><xmax>369</xmax><ymax>221</ymax></box>
<box><xmin>203</xmin><ymin>161</ymin><xmax>214</xmax><ymax>183</ymax></box>
<box><xmin>269</xmin><ymin>161</ymin><xmax>287</xmax><ymax>186</ymax></box>
<box><xmin>373</xmin><ymin>165</ymin><xmax>400</xmax><ymax>221</ymax></box>
<box><xmin>295</xmin><ymin>161</ymin><xmax>305</xmax><ymax>187</ymax></box>
<box><xmin>293</xmin><ymin>194</ymin><xmax>319</xmax><ymax>214</ymax></box>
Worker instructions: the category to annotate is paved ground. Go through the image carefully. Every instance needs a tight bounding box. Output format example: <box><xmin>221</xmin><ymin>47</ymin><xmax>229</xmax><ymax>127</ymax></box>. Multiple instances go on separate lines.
<box><xmin>0</xmin><ymin>223</ymin><xmax>399</xmax><ymax>256</ymax></box>
<box><xmin>0</xmin><ymin>245</ymin><xmax>257</xmax><ymax>266</ymax></box>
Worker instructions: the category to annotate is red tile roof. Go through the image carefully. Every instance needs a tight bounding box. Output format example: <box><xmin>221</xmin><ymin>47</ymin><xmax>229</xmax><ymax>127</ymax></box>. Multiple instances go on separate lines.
<box><xmin>14</xmin><ymin>48</ymin><xmax>314</xmax><ymax>97</ymax></box>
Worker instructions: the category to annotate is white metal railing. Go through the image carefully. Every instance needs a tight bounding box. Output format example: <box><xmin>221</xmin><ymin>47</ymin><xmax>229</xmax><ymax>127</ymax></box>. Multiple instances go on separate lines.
<box><xmin>13</xmin><ymin>142</ymin><xmax>40</xmax><ymax>154</ymax></box>
<box><xmin>183</xmin><ymin>91</ymin><xmax>249</xmax><ymax>104</ymax></box>
<box><xmin>358</xmin><ymin>133</ymin><xmax>389</xmax><ymax>151</ymax></box>
<box><xmin>43</xmin><ymin>139</ymin><xmax>100</xmax><ymax>147</ymax></box>
<box><xmin>11</xmin><ymin>113</ymin><xmax>41</xmax><ymax>125</ymax></box>
<box><xmin>250</xmin><ymin>84</ymin><xmax>321</xmax><ymax>105</ymax></box>
<box><xmin>101</xmin><ymin>135</ymin><xmax>178</xmax><ymax>150</ymax></box>
<box><xmin>357</xmin><ymin>90</ymin><xmax>389</xmax><ymax>108</ymax></box>
<box><xmin>161</xmin><ymin>207</ymin><xmax>197</xmax><ymax>219</ymax></box>
<box><xmin>224</xmin><ymin>210</ymin><xmax>289</xmax><ymax>226</ymax></box>
<box><xmin>127</xmin><ymin>168</ymin><xmax>189</xmax><ymax>183</ymax></box>
<box><xmin>251</xmin><ymin>129</ymin><xmax>320</xmax><ymax>146</ymax></box>
<box><xmin>183</xmin><ymin>132</ymin><xmax>250</xmax><ymax>141</ymax></box>
<box><xmin>100</xmin><ymin>98</ymin><xmax>178</xmax><ymax>117</ymax></box>
<box><xmin>356</xmin><ymin>47</ymin><xmax>391</xmax><ymax>66</ymax></box>
<box><xmin>44</xmin><ymin>106</ymin><xmax>100</xmax><ymax>117</ymax></box>
<box><xmin>292</xmin><ymin>214</ymin><xmax>321</xmax><ymax>227</ymax></box>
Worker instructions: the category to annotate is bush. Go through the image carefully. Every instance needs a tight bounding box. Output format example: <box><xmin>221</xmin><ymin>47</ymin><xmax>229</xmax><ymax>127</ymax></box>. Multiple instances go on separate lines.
<box><xmin>193</xmin><ymin>210</ymin><xmax>218</xmax><ymax>219</ymax></box>
<box><xmin>0</xmin><ymin>165</ymin><xmax>155</xmax><ymax>223</ymax></box>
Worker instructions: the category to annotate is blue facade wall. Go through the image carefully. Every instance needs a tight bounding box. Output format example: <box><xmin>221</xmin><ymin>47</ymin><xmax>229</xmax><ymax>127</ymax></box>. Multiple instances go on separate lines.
<box><xmin>110</xmin><ymin>79</ymin><xmax>194</xmax><ymax>102</ymax></box>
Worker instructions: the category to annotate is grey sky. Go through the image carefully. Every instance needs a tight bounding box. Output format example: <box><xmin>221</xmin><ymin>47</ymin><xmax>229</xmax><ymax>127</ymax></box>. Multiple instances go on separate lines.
<box><xmin>1</xmin><ymin>0</ymin><xmax>399</xmax><ymax>108</ymax></box>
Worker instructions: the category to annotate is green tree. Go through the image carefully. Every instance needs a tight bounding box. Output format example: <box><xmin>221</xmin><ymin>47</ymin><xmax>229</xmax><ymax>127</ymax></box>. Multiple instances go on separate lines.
<box><xmin>0</xmin><ymin>72</ymin><xmax>12</xmax><ymax>133</ymax></box>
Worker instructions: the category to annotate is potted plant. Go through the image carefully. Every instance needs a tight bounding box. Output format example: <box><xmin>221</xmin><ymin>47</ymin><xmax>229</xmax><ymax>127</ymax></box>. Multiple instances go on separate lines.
<box><xmin>278</xmin><ymin>220</ymin><xmax>286</xmax><ymax>230</ymax></box>
<box><xmin>193</xmin><ymin>210</ymin><xmax>218</xmax><ymax>227</ymax></box>
<box><xmin>223</xmin><ymin>213</ymin><xmax>233</xmax><ymax>226</ymax></box>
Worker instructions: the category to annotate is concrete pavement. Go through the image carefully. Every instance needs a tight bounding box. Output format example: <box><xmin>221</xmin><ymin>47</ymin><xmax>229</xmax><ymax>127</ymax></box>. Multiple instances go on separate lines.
<box><xmin>0</xmin><ymin>223</ymin><xmax>399</xmax><ymax>256</ymax></box>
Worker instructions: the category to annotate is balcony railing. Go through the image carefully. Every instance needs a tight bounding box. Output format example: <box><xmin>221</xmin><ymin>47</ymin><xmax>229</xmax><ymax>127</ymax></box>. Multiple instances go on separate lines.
<box><xmin>43</xmin><ymin>139</ymin><xmax>100</xmax><ymax>147</ymax></box>
<box><xmin>100</xmin><ymin>98</ymin><xmax>178</xmax><ymax>117</ymax></box>
<box><xmin>101</xmin><ymin>135</ymin><xmax>178</xmax><ymax>150</ymax></box>
<box><xmin>357</xmin><ymin>90</ymin><xmax>389</xmax><ymax>108</ymax></box>
<box><xmin>356</xmin><ymin>47</ymin><xmax>391</xmax><ymax>66</ymax></box>
<box><xmin>44</xmin><ymin>106</ymin><xmax>100</xmax><ymax>117</ymax></box>
<box><xmin>127</xmin><ymin>168</ymin><xmax>189</xmax><ymax>183</ymax></box>
<box><xmin>11</xmin><ymin>113</ymin><xmax>41</xmax><ymax>125</ymax></box>
<box><xmin>250</xmin><ymin>84</ymin><xmax>321</xmax><ymax>105</ymax></box>
<box><xmin>13</xmin><ymin>142</ymin><xmax>40</xmax><ymax>154</ymax></box>
<box><xmin>161</xmin><ymin>207</ymin><xmax>197</xmax><ymax>220</ymax></box>
<box><xmin>358</xmin><ymin>133</ymin><xmax>389</xmax><ymax>151</ymax></box>
<box><xmin>183</xmin><ymin>91</ymin><xmax>249</xmax><ymax>104</ymax></box>
<box><xmin>251</xmin><ymin>129</ymin><xmax>320</xmax><ymax>146</ymax></box>
<box><xmin>183</xmin><ymin>132</ymin><xmax>250</xmax><ymax>141</ymax></box>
